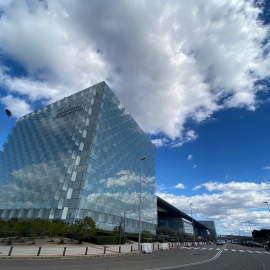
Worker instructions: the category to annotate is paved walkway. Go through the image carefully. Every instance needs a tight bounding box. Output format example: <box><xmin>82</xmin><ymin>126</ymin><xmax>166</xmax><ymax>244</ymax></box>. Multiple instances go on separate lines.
<box><xmin>0</xmin><ymin>242</ymin><xmax>206</xmax><ymax>258</ymax></box>
<box><xmin>0</xmin><ymin>244</ymin><xmax>141</xmax><ymax>258</ymax></box>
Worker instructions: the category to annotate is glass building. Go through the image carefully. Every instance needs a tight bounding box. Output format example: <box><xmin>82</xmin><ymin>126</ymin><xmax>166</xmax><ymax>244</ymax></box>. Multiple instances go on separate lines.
<box><xmin>0</xmin><ymin>81</ymin><xmax>157</xmax><ymax>233</ymax></box>
<box><xmin>157</xmin><ymin>196</ymin><xmax>215</xmax><ymax>238</ymax></box>
<box><xmin>197</xmin><ymin>221</ymin><xmax>217</xmax><ymax>240</ymax></box>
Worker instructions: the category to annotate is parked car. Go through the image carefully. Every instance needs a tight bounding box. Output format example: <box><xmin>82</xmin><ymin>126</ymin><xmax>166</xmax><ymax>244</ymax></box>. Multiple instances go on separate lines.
<box><xmin>245</xmin><ymin>241</ymin><xmax>254</xmax><ymax>247</ymax></box>
<box><xmin>245</xmin><ymin>241</ymin><xmax>263</xmax><ymax>247</ymax></box>
<box><xmin>265</xmin><ymin>241</ymin><xmax>270</xmax><ymax>251</ymax></box>
<box><xmin>252</xmin><ymin>242</ymin><xmax>263</xmax><ymax>248</ymax></box>
<box><xmin>216</xmin><ymin>240</ymin><xmax>224</xmax><ymax>246</ymax></box>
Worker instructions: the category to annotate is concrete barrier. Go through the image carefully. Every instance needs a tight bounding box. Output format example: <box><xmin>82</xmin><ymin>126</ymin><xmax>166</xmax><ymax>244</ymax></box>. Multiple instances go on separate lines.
<box><xmin>161</xmin><ymin>243</ymin><xmax>169</xmax><ymax>251</ymax></box>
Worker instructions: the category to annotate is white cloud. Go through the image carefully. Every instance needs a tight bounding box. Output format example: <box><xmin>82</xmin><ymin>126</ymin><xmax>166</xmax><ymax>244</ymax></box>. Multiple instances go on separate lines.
<box><xmin>187</xmin><ymin>154</ymin><xmax>193</xmax><ymax>160</ymax></box>
<box><xmin>202</xmin><ymin>181</ymin><xmax>270</xmax><ymax>192</ymax></box>
<box><xmin>262</xmin><ymin>166</ymin><xmax>270</xmax><ymax>170</ymax></box>
<box><xmin>0</xmin><ymin>95</ymin><xmax>32</xmax><ymax>118</ymax></box>
<box><xmin>0</xmin><ymin>0</ymin><xmax>269</xmax><ymax>146</ymax></box>
<box><xmin>156</xmin><ymin>184</ymin><xmax>167</xmax><ymax>193</ymax></box>
<box><xmin>151</xmin><ymin>138</ymin><xmax>169</xmax><ymax>148</ymax></box>
<box><xmin>158</xmin><ymin>181</ymin><xmax>270</xmax><ymax>235</ymax></box>
<box><xmin>193</xmin><ymin>164</ymin><xmax>197</xmax><ymax>169</ymax></box>
<box><xmin>174</xmin><ymin>183</ymin><xmax>186</xmax><ymax>189</ymax></box>
<box><xmin>185</xmin><ymin>130</ymin><xmax>198</xmax><ymax>142</ymax></box>
<box><xmin>193</xmin><ymin>184</ymin><xmax>202</xmax><ymax>191</ymax></box>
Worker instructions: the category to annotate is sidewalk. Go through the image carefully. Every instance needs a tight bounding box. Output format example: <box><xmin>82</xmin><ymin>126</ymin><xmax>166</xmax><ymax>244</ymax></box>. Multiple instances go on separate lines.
<box><xmin>0</xmin><ymin>244</ymin><xmax>141</xmax><ymax>258</ymax></box>
<box><xmin>0</xmin><ymin>242</ymin><xmax>206</xmax><ymax>259</ymax></box>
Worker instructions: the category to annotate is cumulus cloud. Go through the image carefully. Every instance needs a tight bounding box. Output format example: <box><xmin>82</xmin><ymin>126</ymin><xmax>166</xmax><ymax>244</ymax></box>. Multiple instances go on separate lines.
<box><xmin>156</xmin><ymin>184</ymin><xmax>167</xmax><ymax>193</ymax></box>
<box><xmin>0</xmin><ymin>0</ymin><xmax>269</xmax><ymax>146</ymax></box>
<box><xmin>187</xmin><ymin>154</ymin><xmax>193</xmax><ymax>160</ymax></box>
<box><xmin>158</xmin><ymin>181</ymin><xmax>270</xmax><ymax>235</ymax></box>
<box><xmin>202</xmin><ymin>181</ymin><xmax>270</xmax><ymax>192</ymax></box>
<box><xmin>0</xmin><ymin>95</ymin><xmax>32</xmax><ymax>118</ymax></box>
<box><xmin>151</xmin><ymin>138</ymin><xmax>169</xmax><ymax>148</ymax></box>
<box><xmin>174</xmin><ymin>183</ymin><xmax>186</xmax><ymax>189</ymax></box>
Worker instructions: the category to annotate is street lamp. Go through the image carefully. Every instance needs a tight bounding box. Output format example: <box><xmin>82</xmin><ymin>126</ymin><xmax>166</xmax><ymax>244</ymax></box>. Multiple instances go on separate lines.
<box><xmin>123</xmin><ymin>212</ymin><xmax>126</xmax><ymax>245</ymax></box>
<box><xmin>264</xmin><ymin>202</ymin><xmax>270</xmax><ymax>213</ymax></box>
<box><xmin>247</xmin><ymin>221</ymin><xmax>253</xmax><ymax>239</ymax></box>
<box><xmin>190</xmin><ymin>203</ymin><xmax>196</xmax><ymax>244</ymax></box>
<box><xmin>0</xmin><ymin>109</ymin><xmax>12</xmax><ymax>135</ymax></box>
<box><xmin>138</xmin><ymin>156</ymin><xmax>146</xmax><ymax>251</ymax></box>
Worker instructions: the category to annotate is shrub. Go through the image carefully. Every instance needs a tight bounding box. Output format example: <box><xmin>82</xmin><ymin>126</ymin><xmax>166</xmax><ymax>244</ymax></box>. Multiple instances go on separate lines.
<box><xmin>127</xmin><ymin>236</ymin><xmax>138</xmax><ymax>242</ymax></box>
<box><xmin>90</xmin><ymin>236</ymin><xmax>120</xmax><ymax>245</ymax></box>
<box><xmin>71</xmin><ymin>216</ymin><xmax>97</xmax><ymax>244</ymax></box>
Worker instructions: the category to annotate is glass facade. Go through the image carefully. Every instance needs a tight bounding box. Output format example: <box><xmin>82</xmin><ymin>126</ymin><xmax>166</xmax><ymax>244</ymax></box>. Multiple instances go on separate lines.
<box><xmin>0</xmin><ymin>81</ymin><xmax>157</xmax><ymax>233</ymax></box>
<box><xmin>158</xmin><ymin>216</ymin><xmax>195</xmax><ymax>236</ymax></box>
<box><xmin>198</xmin><ymin>221</ymin><xmax>217</xmax><ymax>240</ymax></box>
<box><xmin>183</xmin><ymin>219</ymin><xmax>194</xmax><ymax>236</ymax></box>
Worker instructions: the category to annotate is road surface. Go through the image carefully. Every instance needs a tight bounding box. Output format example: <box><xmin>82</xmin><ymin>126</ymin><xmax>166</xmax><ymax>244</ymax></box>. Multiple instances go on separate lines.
<box><xmin>1</xmin><ymin>243</ymin><xmax>269</xmax><ymax>270</ymax></box>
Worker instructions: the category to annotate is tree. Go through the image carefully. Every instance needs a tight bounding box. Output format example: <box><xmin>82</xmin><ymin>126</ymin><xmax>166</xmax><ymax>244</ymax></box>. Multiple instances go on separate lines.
<box><xmin>72</xmin><ymin>216</ymin><xmax>96</xmax><ymax>244</ymax></box>
<box><xmin>113</xmin><ymin>216</ymin><xmax>124</xmax><ymax>244</ymax></box>
<box><xmin>50</xmin><ymin>219</ymin><xmax>70</xmax><ymax>240</ymax></box>
<box><xmin>14</xmin><ymin>219</ymin><xmax>32</xmax><ymax>238</ymax></box>
<box><xmin>31</xmin><ymin>218</ymin><xmax>51</xmax><ymax>238</ymax></box>
<box><xmin>141</xmin><ymin>230</ymin><xmax>153</xmax><ymax>238</ymax></box>
<box><xmin>156</xmin><ymin>226</ymin><xmax>179</xmax><ymax>242</ymax></box>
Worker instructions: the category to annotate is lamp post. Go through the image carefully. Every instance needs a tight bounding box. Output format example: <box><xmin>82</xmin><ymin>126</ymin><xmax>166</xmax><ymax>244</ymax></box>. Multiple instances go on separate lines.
<box><xmin>247</xmin><ymin>221</ymin><xmax>253</xmax><ymax>239</ymax></box>
<box><xmin>264</xmin><ymin>202</ymin><xmax>270</xmax><ymax>213</ymax></box>
<box><xmin>190</xmin><ymin>203</ymin><xmax>196</xmax><ymax>244</ymax></box>
<box><xmin>123</xmin><ymin>212</ymin><xmax>126</xmax><ymax>244</ymax></box>
<box><xmin>0</xmin><ymin>109</ymin><xmax>12</xmax><ymax>135</ymax></box>
<box><xmin>138</xmin><ymin>156</ymin><xmax>146</xmax><ymax>251</ymax></box>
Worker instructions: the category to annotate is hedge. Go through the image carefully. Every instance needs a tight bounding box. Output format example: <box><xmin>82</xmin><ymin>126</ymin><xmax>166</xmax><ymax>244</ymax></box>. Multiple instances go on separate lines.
<box><xmin>90</xmin><ymin>236</ymin><xmax>127</xmax><ymax>245</ymax></box>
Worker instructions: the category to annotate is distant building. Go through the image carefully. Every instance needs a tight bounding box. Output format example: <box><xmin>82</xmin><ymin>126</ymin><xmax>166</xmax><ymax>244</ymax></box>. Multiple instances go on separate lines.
<box><xmin>0</xmin><ymin>81</ymin><xmax>157</xmax><ymax>233</ymax></box>
<box><xmin>157</xmin><ymin>197</ymin><xmax>216</xmax><ymax>239</ymax></box>
<box><xmin>198</xmin><ymin>220</ymin><xmax>217</xmax><ymax>240</ymax></box>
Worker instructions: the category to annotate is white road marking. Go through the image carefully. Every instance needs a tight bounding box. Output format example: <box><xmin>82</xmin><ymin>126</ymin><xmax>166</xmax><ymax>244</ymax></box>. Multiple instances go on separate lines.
<box><xmin>145</xmin><ymin>250</ymin><xmax>223</xmax><ymax>270</ymax></box>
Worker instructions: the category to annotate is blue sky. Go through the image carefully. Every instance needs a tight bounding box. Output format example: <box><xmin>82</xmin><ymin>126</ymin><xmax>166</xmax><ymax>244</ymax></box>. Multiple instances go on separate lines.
<box><xmin>157</xmin><ymin>105</ymin><xmax>270</xmax><ymax>194</ymax></box>
<box><xmin>1</xmin><ymin>0</ymin><xmax>270</xmax><ymax>236</ymax></box>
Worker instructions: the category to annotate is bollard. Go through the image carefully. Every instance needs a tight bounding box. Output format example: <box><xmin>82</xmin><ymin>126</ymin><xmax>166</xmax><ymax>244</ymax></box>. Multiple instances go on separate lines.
<box><xmin>8</xmin><ymin>246</ymin><xmax>13</xmax><ymax>256</ymax></box>
<box><xmin>104</xmin><ymin>246</ymin><xmax>106</xmax><ymax>254</ymax></box>
<box><xmin>153</xmin><ymin>244</ymin><xmax>154</xmax><ymax>250</ymax></box>
<box><xmin>37</xmin><ymin>246</ymin><xmax>42</xmax><ymax>256</ymax></box>
<box><xmin>141</xmin><ymin>244</ymin><xmax>142</xmax><ymax>251</ymax></box>
<box><xmin>85</xmin><ymin>247</ymin><xmax>88</xmax><ymax>255</ymax></box>
<box><xmin>119</xmin><ymin>246</ymin><xmax>121</xmax><ymax>253</ymax></box>
<box><xmin>158</xmin><ymin>243</ymin><xmax>159</xmax><ymax>249</ymax></box>
<box><xmin>131</xmin><ymin>245</ymin><xmax>133</xmax><ymax>252</ymax></box>
<box><xmin>63</xmin><ymin>247</ymin><xmax>66</xmax><ymax>256</ymax></box>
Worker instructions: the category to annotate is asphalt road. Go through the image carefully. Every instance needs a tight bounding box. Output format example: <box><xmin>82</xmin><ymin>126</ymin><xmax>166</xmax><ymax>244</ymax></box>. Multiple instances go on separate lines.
<box><xmin>1</xmin><ymin>243</ymin><xmax>270</xmax><ymax>270</ymax></box>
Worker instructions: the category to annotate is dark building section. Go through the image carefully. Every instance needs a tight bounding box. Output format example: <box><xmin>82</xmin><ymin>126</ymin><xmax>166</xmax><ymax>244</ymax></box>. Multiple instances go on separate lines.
<box><xmin>157</xmin><ymin>196</ymin><xmax>216</xmax><ymax>240</ymax></box>
<box><xmin>198</xmin><ymin>220</ymin><xmax>217</xmax><ymax>240</ymax></box>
